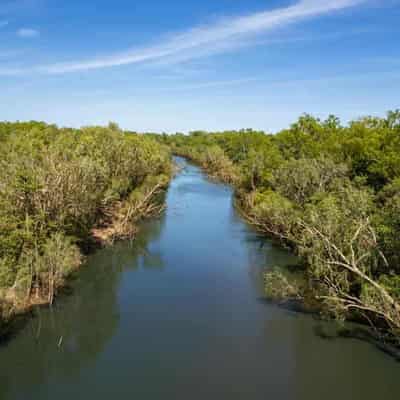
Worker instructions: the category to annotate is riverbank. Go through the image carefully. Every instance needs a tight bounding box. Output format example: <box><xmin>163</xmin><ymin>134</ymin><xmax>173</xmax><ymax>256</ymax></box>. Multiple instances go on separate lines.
<box><xmin>172</xmin><ymin>152</ymin><xmax>400</xmax><ymax>359</ymax></box>
<box><xmin>0</xmin><ymin>175</ymin><xmax>171</xmax><ymax>341</ymax></box>
<box><xmin>164</xmin><ymin>115</ymin><xmax>400</xmax><ymax>348</ymax></box>
<box><xmin>0</xmin><ymin>121</ymin><xmax>172</xmax><ymax>339</ymax></box>
<box><xmin>1</xmin><ymin>157</ymin><xmax>399</xmax><ymax>400</ymax></box>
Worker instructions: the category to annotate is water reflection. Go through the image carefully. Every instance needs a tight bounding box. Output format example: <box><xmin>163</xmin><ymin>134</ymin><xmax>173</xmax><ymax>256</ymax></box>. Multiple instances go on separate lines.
<box><xmin>0</xmin><ymin>158</ymin><xmax>399</xmax><ymax>400</ymax></box>
<box><xmin>0</xmin><ymin>214</ymin><xmax>166</xmax><ymax>400</ymax></box>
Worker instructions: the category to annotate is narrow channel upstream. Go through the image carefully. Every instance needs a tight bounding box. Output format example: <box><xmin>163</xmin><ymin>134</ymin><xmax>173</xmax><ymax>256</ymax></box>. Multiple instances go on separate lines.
<box><xmin>0</xmin><ymin>157</ymin><xmax>399</xmax><ymax>399</ymax></box>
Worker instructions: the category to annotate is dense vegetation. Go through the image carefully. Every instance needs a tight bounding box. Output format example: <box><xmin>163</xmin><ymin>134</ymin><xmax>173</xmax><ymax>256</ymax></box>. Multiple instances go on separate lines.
<box><xmin>163</xmin><ymin>111</ymin><xmax>400</xmax><ymax>344</ymax></box>
<box><xmin>0</xmin><ymin>121</ymin><xmax>171</xmax><ymax>331</ymax></box>
<box><xmin>2</xmin><ymin>112</ymin><xmax>400</xmax><ymax>347</ymax></box>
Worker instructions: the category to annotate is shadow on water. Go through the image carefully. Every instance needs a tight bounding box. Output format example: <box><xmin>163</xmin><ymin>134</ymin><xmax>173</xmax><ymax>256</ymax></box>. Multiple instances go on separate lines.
<box><xmin>0</xmin><ymin>214</ymin><xmax>166</xmax><ymax>400</ymax></box>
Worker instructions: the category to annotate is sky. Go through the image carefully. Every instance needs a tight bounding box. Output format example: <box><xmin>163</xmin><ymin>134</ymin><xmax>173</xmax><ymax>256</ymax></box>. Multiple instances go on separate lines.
<box><xmin>0</xmin><ymin>0</ymin><xmax>399</xmax><ymax>133</ymax></box>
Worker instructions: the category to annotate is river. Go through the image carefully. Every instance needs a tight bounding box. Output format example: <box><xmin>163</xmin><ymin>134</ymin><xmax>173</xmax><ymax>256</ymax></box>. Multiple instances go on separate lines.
<box><xmin>0</xmin><ymin>157</ymin><xmax>399</xmax><ymax>399</ymax></box>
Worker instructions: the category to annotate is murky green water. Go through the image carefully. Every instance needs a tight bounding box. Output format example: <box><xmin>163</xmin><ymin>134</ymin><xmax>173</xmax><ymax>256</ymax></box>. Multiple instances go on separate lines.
<box><xmin>0</xmin><ymin>158</ymin><xmax>399</xmax><ymax>399</ymax></box>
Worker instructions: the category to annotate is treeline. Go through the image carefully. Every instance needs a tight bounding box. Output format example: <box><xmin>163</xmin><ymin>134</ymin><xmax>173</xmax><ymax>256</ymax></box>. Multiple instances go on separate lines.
<box><xmin>0</xmin><ymin>121</ymin><xmax>171</xmax><ymax>330</ymax></box>
<box><xmin>163</xmin><ymin>111</ymin><xmax>400</xmax><ymax>343</ymax></box>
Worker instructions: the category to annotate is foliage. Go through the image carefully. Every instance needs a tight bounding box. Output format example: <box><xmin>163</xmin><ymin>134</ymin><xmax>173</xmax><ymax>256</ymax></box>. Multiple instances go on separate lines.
<box><xmin>264</xmin><ymin>268</ymin><xmax>303</xmax><ymax>302</ymax></box>
<box><xmin>164</xmin><ymin>110</ymin><xmax>400</xmax><ymax>341</ymax></box>
<box><xmin>0</xmin><ymin>121</ymin><xmax>171</xmax><ymax>320</ymax></box>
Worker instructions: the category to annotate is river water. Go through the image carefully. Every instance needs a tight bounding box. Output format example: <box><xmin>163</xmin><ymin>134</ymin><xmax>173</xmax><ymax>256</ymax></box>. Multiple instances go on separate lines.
<box><xmin>0</xmin><ymin>158</ymin><xmax>399</xmax><ymax>399</ymax></box>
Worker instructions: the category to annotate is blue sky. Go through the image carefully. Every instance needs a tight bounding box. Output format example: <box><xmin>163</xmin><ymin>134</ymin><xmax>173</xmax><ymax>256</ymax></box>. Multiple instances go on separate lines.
<box><xmin>0</xmin><ymin>0</ymin><xmax>399</xmax><ymax>132</ymax></box>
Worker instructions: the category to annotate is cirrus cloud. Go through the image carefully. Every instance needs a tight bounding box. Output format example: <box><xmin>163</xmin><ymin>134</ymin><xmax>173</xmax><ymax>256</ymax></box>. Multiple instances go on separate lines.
<box><xmin>44</xmin><ymin>0</ymin><xmax>367</xmax><ymax>74</ymax></box>
<box><xmin>3</xmin><ymin>0</ymin><xmax>368</xmax><ymax>75</ymax></box>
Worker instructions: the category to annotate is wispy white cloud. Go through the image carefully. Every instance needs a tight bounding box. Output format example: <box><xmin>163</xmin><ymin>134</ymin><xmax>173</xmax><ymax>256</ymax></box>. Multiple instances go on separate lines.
<box><xmin>17</xmin><ymin>27</ymin><xmax>39</xmax><ymax>37</ymax></box>
<box><xmin>2</xmin><ymin>0</ymin><xmax>368</xmax><ymax>75</ymax></box>
<box><xmin>154</xmin><ymin>69</ymin><xmax>400</xmax><ymax>94</ymax></box>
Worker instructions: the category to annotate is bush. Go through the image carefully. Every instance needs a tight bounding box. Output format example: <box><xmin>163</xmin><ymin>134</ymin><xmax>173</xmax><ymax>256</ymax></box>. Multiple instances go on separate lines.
<box><xmin>0</xmin><ymin>121</ymin><xmax>171</xmax><ymax>313</ymax></box>
<box><xmin>271</xmin><ymin>157</ymin><xmax>348</xmax><ymax>205</ymax></box>
<box><xmin>164</xmin><ymin>110</ymin><xmax>400</xmax><ymax>342</ymax></box>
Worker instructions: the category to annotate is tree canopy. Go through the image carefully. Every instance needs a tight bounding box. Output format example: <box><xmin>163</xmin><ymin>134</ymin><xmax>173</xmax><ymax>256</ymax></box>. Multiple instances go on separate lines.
<box><xmin>0</xmin><ymin>121</ymin><xmax>171</xmax><ymax>328</ymax></box>
<box><xmin>164</xmin><ymin>111</ymin><xmax>400</xmax><ymax>342</ymax></box>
